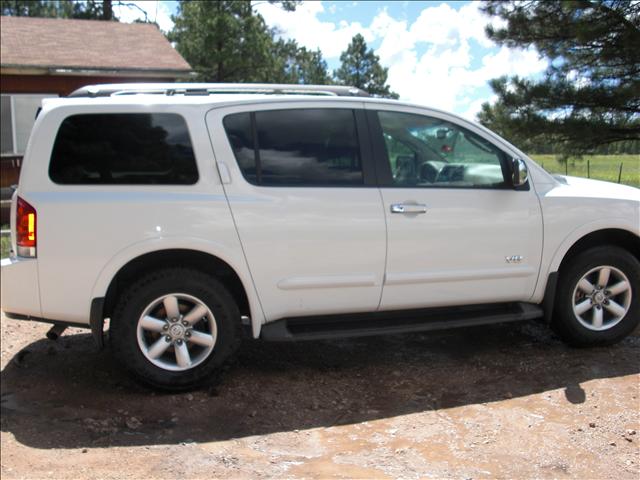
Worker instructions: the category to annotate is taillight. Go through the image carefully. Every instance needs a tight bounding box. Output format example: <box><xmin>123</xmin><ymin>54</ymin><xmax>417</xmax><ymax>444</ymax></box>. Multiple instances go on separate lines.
<box><xmin>16</xmin><ymin>196</ymin><xmax>37</xmax><ymax>257</ymax></box>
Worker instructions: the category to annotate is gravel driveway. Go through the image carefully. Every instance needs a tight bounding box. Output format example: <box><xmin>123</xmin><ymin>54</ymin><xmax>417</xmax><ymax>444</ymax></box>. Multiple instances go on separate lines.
<box><xmin>1</xmin><ymin>312</ymin><xmax>639</xmax><ymax>479</ymax></box>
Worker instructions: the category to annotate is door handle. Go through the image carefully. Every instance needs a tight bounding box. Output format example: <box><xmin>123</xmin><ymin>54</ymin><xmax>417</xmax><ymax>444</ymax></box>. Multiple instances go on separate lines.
<box><xmin>390</xmin><ymin>203</ymin><xmax>428</xmax><ymax>214</ymax></box>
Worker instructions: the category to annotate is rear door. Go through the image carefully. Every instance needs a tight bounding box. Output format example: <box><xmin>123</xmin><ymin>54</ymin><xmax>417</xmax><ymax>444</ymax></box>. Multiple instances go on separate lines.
<box><xmin>206</xmin><ymin>101</ymin><xmax>386</xmax><ymax>322</ymax></box>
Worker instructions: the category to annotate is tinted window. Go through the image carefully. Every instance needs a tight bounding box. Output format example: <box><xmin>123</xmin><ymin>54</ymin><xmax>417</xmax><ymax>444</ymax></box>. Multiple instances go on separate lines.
<box><xmin>222</xmin><ymin>112</ymin><xmax>256</xmax><ymax>184</ymax></box>
<box><xmin>224</xmin><ymin>109</ymin><xmax>362</xmax><ymax>186</ymax></box>
<box><xmin>49</xmin><ymin>113</ymin><xmax>198</xmax><ymax>185</ymax></box>
<box><xmin>378</xmin><ymin>111</ymin><xmax>506</xmax><ymax>188</ymax></box>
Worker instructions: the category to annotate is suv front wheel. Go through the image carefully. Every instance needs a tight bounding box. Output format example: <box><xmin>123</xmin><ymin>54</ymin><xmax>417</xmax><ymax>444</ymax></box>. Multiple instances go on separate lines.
<box><xmin>553</xmin><ymin>246</ymin><xmax>640</xmax><ymax>346</ymax></box>
<box><xmin>110</xmin><ymin>268</ymin><xmax>241</xmax><ymax>390</ymax></box>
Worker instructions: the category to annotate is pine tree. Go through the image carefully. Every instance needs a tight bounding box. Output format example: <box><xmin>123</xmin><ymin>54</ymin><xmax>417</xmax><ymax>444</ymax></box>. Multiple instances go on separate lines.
<box><xmin>1</xmin><ymin>0</ymin><xmax>116</xmax><ymax>20</ymax></box>
<box><xmin>478</xmin><ymin>1</ymin><xmax>640</xmax><ymax>156</ymax></box>
<box><xmin>169</xmin><ymin>0</ymin><xmax>328</xmax><ymax>85</ymax></box>
<box><xmin>169</xmin><ymin>1</ymin><xmax>275</xmax><ymax>82</ymax></box>
<box><xmin>272</xmin><ymin>39</ymin><xmax>330</xmax><ymax>84</ymax></box>
<box><xmin>334</xmin><ymin>34</ymin><xmax>398</xmax><ymax>99</ymax></box>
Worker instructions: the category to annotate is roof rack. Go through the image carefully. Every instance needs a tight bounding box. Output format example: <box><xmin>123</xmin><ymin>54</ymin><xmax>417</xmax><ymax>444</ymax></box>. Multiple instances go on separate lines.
<box><xmin>68</xmin><ymin>83</ymin><xmax>371</xmax><ymax>98</ymax></box>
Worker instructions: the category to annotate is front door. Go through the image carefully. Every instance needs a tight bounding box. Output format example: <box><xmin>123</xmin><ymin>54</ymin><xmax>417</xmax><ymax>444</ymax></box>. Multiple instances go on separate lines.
<box><xmin>207</xmin><ymin>102</ymin><xmax>386</xmax><ymax>321</ymax></box>
<box><xmin>366</xmin><ymin>106</ymin><xmax>543</xmax><ymax>311</ymax></box>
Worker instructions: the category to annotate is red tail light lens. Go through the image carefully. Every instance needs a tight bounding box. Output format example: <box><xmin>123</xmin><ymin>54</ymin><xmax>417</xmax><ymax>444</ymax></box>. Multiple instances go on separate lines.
<box><xmin>16</xmin><ymin>196</ymin><xmax>37</xmax><ymax>257</ymax></box>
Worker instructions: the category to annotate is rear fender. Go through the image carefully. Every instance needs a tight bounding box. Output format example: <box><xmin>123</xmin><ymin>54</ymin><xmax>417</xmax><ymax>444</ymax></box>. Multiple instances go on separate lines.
<box><xmin>90</xmin><ymin>237</ymin><xmax>265</xmax><ymax>338</ymax></box>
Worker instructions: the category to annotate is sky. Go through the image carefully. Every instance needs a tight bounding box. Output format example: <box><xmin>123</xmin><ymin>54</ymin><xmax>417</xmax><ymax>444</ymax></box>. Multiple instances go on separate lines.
<box><xmin>113</xmin><ymin>1</ymin><xmax>549</xmax><ymax>120</ymax></box>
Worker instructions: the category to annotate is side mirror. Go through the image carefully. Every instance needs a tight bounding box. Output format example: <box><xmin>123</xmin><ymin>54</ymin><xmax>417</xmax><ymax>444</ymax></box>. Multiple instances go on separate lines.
<box><xmin>511</xmin><ymin>157</ymin><xmax>529</xmax><ymax>188</ymax></box>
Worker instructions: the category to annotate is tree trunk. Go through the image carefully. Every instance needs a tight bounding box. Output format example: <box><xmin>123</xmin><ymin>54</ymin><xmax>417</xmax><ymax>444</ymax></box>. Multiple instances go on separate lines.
<box><xmin>103</xmin><ymin>0</ymin><xmax>113</xmax><ymax>21</ymax></box>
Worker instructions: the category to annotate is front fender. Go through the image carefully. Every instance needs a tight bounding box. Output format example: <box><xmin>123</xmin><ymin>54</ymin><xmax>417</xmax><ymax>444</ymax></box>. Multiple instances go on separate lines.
<box><xmin>532</xmin><ymin>218</ymin><xmax>639</xmax><ymax>302</ymax></box>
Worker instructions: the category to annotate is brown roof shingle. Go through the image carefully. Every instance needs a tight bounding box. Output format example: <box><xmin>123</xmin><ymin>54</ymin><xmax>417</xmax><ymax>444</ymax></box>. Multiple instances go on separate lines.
<box><xmin>0</xmin><ymin>16</ymin><xmax>191</xmax><ymax>73</ymax></box>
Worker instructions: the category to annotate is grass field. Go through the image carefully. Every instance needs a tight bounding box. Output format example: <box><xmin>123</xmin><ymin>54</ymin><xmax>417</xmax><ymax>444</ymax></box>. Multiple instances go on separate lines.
<box><xmin>1</xmin><ymin>234</ymin><xmax>10</xmax><ymax>259</ymax></box>
<box><xmin>1</xmin><ymin>222</ymin><xmax>9</xmax><ymax>258</ymax></box>
<box><xmin>530</xmin><ymin>154</ymin><xmax>640</xmax><ymax>188</ymax></box>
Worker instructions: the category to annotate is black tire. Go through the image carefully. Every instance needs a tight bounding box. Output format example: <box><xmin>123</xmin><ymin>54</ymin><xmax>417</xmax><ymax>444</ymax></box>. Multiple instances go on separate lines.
<box><xmin>553</xmin><ymin>246</ymin><xmax>640</xmax><ymax>347</ymax></box>
<box><xmin>110</xmin><ymin>268</ymin><xmax>241</xmax><ymax>391</ymax></box>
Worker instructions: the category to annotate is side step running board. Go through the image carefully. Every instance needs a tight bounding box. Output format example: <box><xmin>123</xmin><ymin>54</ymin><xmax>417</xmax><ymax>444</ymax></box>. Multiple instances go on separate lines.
<box><xmin>260</xmin><ymin>302</ymin><xmax>543</xmax><ymax>341</ymax></box>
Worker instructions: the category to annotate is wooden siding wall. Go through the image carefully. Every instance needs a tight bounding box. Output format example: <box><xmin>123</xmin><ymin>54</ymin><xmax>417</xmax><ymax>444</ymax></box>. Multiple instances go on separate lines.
<box><xmin>1</xmin><ymin>74</ymin><xmax>172</xmax><ymax>96</ymax></box>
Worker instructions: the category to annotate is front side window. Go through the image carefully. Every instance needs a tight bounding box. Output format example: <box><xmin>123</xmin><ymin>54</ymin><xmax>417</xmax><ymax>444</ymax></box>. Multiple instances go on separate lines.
<box><xmin>223</xmin><ymin>109</ymin><xmax>363</xmax><ymax>186</ymax></box>
<box><xmin>378</xmin><ymin>111</ymin><xmax>507</xmax><ymax>188</ymax></box>
<box><xmin>49</xmin><ymin>113</ymin><xmax>198</xmax><ymax>185</ymax></box>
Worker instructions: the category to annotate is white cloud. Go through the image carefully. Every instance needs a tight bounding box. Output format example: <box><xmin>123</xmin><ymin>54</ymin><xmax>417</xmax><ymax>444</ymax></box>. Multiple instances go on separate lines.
<box><xmin>112</xmin><ymin>1</ymin><xmax>175</xmax><ymax>33</ymax></box>
<box><xmin>477</xmin><ymin>46</ymin><xmax>547</xmax><ymax>83</ymax></box>
<box><xmin>383</xmin><ymin>39</ymin><xmax>547</xmax><ymax>116</ymax></box>
<box><xmin>112</xmin><ymin>1</ymin><xmax>547</xmax><ymax>119</ymax></box>
<box><xmin>154</xmin><ymin>2</ymin><xmax>175</xmax><ymax>33</ymax></box>
<box><xmin>367</xmin><ymin>2</ymin><xmax>542</xmax><ymax>117</ymax></box>
<box><xmin>460</xmin><ymin>95</ymin><xmax>496</xmax><ymax>121</ymax></box>
<box><xmin>252</xmin><ymin>1</ymin><xmax>546</xmax><ymax>118</ymax></box>
<box><xmin>370</xmin><ymin>10</ymin><xmax>414</xmax><ymax>64</ymax></box>
<box><xmin>254</xmin><ymin>1</ymin><xmax>372</xmax><ymax>58</ymax></box>
<box><xmin>409</xmin><ymin>3</ymin><xmax>463</xmax><ymax>47</ymax></box>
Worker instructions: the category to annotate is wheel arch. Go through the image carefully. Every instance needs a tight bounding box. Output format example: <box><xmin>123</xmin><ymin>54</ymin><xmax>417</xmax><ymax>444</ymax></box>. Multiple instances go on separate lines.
<box><xmin>91</xmin><ymin>241</ymin><xmax>264</xmax><ymax>340</ymax></box>
<box><xmin>555</xmin><ymin>228</ymin><xmax>640</xmax><ymax>274</ymax></box>
<box><xmin>539</xmin><ymin>225</ymin><xmax>639</xmax><ymax>321</ymax></box>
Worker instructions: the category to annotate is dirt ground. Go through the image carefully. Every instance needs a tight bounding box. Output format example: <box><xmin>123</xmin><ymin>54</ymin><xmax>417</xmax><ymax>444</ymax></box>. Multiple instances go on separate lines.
<box><xmin>1</xmin><ymin>312</ymin><xmax>638</xmax><ymax>480</ymax></box>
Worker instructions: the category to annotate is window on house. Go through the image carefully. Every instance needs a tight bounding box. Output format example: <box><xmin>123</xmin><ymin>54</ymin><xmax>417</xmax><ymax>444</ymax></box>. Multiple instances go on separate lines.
<box><xmin>0</xmin><ymin>94</ymin><xmax>58</xmax><ymax>155</ymax></box>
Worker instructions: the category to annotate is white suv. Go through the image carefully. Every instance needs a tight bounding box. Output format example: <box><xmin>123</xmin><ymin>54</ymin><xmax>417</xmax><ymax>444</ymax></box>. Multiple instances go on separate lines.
<box><xmin>1</xmin><ymin>83</ymin><xmax>639</xmax><ymax>389</ymax></box>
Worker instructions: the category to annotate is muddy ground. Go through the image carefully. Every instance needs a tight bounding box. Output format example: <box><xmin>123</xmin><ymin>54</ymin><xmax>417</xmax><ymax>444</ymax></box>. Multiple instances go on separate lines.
<box><xmin>1</xmin><ymin>312</ymin><xmax>638</xmax><ymax>479</ymax></box>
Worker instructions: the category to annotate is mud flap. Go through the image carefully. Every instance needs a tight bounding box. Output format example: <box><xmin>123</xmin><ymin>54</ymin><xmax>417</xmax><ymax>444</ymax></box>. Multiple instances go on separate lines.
<box><xmin>90</xmin><ymin>297</ymin><xmax>105</xmax><ymax>350</ymax></box>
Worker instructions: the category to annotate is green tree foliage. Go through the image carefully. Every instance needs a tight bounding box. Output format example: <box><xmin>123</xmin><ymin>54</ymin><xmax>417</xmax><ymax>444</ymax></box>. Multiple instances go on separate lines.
<box><xmin>478</xmin><ymin>1</ymin><xmax>640</xmax><ymax>156</ymax></box>
<box><xmin>1</xmin><ymin>0</ymin><xmax>68</xmax><ymax>17</ymax></box>
<box><xmin>2</xmin><ymin>0</ymin><xmax>66</xmax><ymax>17</ymax></box>
<box><xmin>271</xmin><ymin>39</ymin><xmax>330</xmax><ymax>84</ymax></box>
<box><xmin>169</xmin><ymin>0</ymin><xmax>330</xmax><ymax>84</ymax></box>
<box><xmin>334</xmin><ymin>34</ymin><xmax>399</xmax><ymax>98</ymax></box>
<box><xmin>169</xmin><ymin>1</ymin><xmax>275</xmax><ymax>82</ymax></box>
<box><xmin>1</xmin><ymin>0</ymin><xmax>117</xmax><ymax>20</ymax></box>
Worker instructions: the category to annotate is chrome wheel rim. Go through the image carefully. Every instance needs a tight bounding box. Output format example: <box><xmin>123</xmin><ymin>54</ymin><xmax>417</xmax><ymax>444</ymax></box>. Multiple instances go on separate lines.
<box><xmin>572</xmin><ymin>265</ymin><xmax>632</xmax><ymax>331</ymax></box>
<box><xmin>136</xmin><ymin>293</ymin><xmax>218</xmax><ymax>371</ymax></box>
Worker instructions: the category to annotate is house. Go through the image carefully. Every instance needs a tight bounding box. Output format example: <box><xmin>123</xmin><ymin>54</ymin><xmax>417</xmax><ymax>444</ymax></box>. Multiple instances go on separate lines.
<box><xmin>0</xmin><ymin>15</ymin><xmax>192</xmax><ymax>222</ymax></box>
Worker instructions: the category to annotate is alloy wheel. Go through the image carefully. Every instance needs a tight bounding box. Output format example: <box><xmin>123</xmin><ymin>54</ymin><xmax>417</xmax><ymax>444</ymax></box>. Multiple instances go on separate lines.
<box><xmin>572</xmin><ymin>265</ymin><xmax>632</xmax><ymax>331</ymax></box>
<box><xmin>136</xmin><ymin>293</ymin><xmax>218</xmax><ymax>371</ymax></box>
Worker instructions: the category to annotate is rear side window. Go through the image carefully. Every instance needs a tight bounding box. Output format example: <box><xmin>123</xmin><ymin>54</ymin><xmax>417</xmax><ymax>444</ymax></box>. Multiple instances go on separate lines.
<box><xmin>222</xmin><ymin>112</ymin><xmax>257</xmax><ymax>184</ymax></box>
<box><xmin>49</xmin><ymin>113</ymin><xmax>198</xmax><ymax>185</ymax></box>
<box><xmin>223</xmin><ymin>109</ymin><xmax>363</xmax><ymax>186</ymax></box>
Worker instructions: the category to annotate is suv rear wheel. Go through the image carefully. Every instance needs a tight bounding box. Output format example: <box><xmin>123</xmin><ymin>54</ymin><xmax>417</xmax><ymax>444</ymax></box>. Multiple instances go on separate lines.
<box><xmin>553</xmin><ymin>246</ymin><xmax>640</xmax><ymax>346</ymax></box>
<box><xmin>110</xmin><ymin>268</ymin><xmax>241</xmax><ymax>390</ymax></box>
